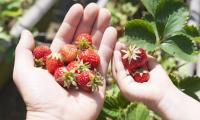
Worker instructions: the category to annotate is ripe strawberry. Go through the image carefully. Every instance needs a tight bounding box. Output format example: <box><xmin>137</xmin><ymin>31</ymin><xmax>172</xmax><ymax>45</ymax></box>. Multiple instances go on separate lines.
<box><xmin>46</xmin><ymin>53</ymin><xmax>64</xmax><ymax>74</ymax></box>
<box><xmin>66</xmin><ymin>61</ymin><xmax>89</xmax><ymax>73</ymax></box>
<box><xmin>32</xmin><ymin>45</ymin><xmax>52</xmax><ymax>67</ymax></box>
<box><xmin>54</xmin><ymin>67</ymin><xmax>76</xmax><ymax>88</ymax></box>
<box><xmin>59</xmin><ymin>44</ymin><xmax>78</xmax><ymax>63</ymax></box>
<box><xmin>131</xmin><ymin>67</ymin><xmax>150</xmax><ymax>83</ymax></box>
<box><xmin>75</xmin><ymin>71</ymin><xmax>103</xmax><ymax>92</ymax></box>
<box><xmin>75</xmin><ymin>33</ymin><xmax>92</xmax><ymax>50</ymax></box>
<box><xmin>79</xmin><ymin>49</ymin><xmax>100</xmax><ymax>69</ymax></box>
<box><xmin>121</xmin><ymin>45</ymin><xmax>147</xmax><ymax>70</ymax></box>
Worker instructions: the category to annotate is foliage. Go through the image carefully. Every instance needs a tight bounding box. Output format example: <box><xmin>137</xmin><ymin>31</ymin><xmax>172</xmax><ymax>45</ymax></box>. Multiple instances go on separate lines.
<box><xmin>98</xmin><ymin>85</ymin><xmax>158</xmax><ymax>120</ymax></box>
<box><xmin>0</xmin><ymin>0</ymin><xmax>35</xmax><ymax>89</ymax></box>
<box><xmin>125</xmin><ymin>0</ymin><xmax>199</xmax><ymax>62</ymax></box>
<box><xmin>106</xmin><ymin>0</ymin><xmax>139</xmax><ymax>27</ymax></box>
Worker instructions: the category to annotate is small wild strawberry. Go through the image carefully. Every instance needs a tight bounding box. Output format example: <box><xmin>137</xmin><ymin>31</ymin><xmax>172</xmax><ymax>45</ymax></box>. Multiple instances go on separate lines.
<box><xmin>66</xmin><ymin>61</ymin><xmax>89</xmax><ymax>73</ymax></box>
<box><xmin>46</xmin><ymin>53</ymin><xmax>64</xmax><ymax>74</ymax></box>
<box><xmin>75</xmin><ymin>33</ymin><xmax>92</xmax><ymax>50</ymax></box>
<box><xmin>75</xmin><ymin>71</ymin><xmax>103</xmax><ymax>93</ymax></box>
<box><xmin>121</xmin><ymin>45</ymin><xmax>147</xmax><ymax>71</ymax></box>
<box><xmin>32</xmin><ymin>45</ymin><xmax>51</xmax><ymax>67</ymax></box>
<box><xmin>131</xmin><ymin>66</ymin><xmax>150</xmax><ymax>83</ymax></box>
<box><xmin>59</xmin><ymin>44</ymin><xmax>78</xmax><ymax>63</ymax></box>
<box><xmin>79</xmin><ymin>49</ymin><xmax>100</xmax><ymax>69</ymax></box>
<box><xmin>54</xmin><ymin>67</ymin><xmax>77</xmax><ymax>88</ymax></box>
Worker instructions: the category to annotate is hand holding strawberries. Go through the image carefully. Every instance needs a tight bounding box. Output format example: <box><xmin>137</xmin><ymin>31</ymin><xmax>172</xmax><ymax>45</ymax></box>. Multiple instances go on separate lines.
<box><xmin>112</xmin><ymin>42</ymin><xmax>175</xmax><ymax>109</ymax></box>
<box><xmin>13</xmin><ymin>3</ymin><xmax>116</xmax><ymax>120</ymax></box>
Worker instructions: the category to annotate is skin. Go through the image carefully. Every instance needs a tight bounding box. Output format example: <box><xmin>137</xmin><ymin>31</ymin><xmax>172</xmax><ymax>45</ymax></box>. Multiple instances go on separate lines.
<box><xmin>13</xmin><ymin>3</ymin><xmax>117</xmax><ymax>120</ymax></box>
<box><xmin>112</xmin><ymin>42</ymin><xmax>200</xmax><ymax>120</ymax></box>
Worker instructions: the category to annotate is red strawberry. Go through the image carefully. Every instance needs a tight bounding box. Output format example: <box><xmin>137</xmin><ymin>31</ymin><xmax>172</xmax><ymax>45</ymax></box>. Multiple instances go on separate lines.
<box><xmin>75</xmin><ymin>33</ymin><xmax>92</xmax><ymax>50</ymax></box>
<box><xmin>46</xmin><ymin>53</ymin><xmax>64</xmax><ymax>74</ymax></box>
<box><xmin>121</xmin><ymin>45</ymin><xmax>147</xmax><ymax>70</ymax></box>
<box><xmin>54</xmin><ymin>67</ymin><xmax>76</xmax><ymax>88</ymax></box>
<box><xmin>75</xmin><ymin>71</ymin><xmax>103</xmax><ymax>93</ymax></box>
<box><xmin>66</xmin><ymin>61</ymin><xmax>89</xmax><ymax>73</ymax></box>
<box><xmin>32</xmin><ymin>45</ymin><xmax>52</xmax><ymax>67</ymax></box>
<box><xmin>131</xmin><ymin>67</ymin><xmax>150</xmax><ymax>83</ymax></box>
<box><xmin>59</xmin><ymin>44</ymin><xmax>78</xmax><ymax>63</ymax></box>
<box><xmin>79</xmin><ymin>49</ymin><xmax>100</xmax><ymax>69</ymax></box>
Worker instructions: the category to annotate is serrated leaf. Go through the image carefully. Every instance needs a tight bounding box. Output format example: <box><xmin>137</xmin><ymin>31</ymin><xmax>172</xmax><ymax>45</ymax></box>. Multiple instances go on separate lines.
<box><xmin>163</xmin><ymin>7</ymin><xmax>188</xmax><ymax>40</ymax></box>
<box><xmin>155</xmin><ymin>0</ymin><xmax>187</xmax><ymax>37</ymax></box>
<box><xmin>122</xmin><ymin>103</ymin><xmax>153</xmax><ymax>120</ymax></box>
<box><xmin>179</xmin><ymin>25</ymin><xmax>200</xmax><ymax>43</ymax></box>
<box><xmin>100</xmin><ymin>85</ymin><xmax>129</xmax><ymax>119</ymax></box>
<box><xmin>182</xmin><ymin>25</ymin><xmax>199</xmax><ymax>37</ymax></box>
<box><xmin>179</xmin><ymin>76</ymin><xmax>200</xmax><ymax>101</ymax></box>
<box><xmin>161</xmin><ymin>35</ymin><xmax>197</xmax><ymax>62</ymax></box>
<box><xmin>155</xmin><ymin>0</ymin><xmax>185</xmax><ymax>24</ymax></box>
<box><xmin>141</xmin><ymin>0</ymin><xmax>160</xmax><ymax>17</ymax></box>
<box><xmin>125</xmin><ymin>19</ymin><xmax>157</xmax><ymax>51</ymax></box>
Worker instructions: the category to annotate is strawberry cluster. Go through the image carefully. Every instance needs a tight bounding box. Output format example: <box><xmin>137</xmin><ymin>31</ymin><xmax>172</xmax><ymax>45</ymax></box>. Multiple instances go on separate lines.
<box><xmin>121</xmin><ymin>45</ymin><xmax>150</xmax><ymax>83</ymax></box>
<box><xmin>32</xmin><ymin>33</ymin><xmax>103</xmax><ymax>93</ymax></box>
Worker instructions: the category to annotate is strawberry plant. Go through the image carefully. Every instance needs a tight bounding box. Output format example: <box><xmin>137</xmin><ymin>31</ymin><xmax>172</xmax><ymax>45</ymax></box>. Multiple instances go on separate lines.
<box><xmin>99</xmin><ymin>0</ymin><xmax>200</xmax><ymax>120</ymax></box>
<box><xmin>124</xmin><ymin>0</ymin><xmax>199</xmax><ymax>62</ymax></box>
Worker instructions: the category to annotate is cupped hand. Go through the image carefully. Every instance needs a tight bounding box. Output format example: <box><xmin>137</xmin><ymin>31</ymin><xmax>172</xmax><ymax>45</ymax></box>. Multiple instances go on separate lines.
<box><xmin>13</xmin><ymin>3</ymin><xmax>117</xmax><ymax>120</ymax></box>
<box><xmin>112</xmin><ymin>42</ymin><xmax>175</xmax><ymax>110</ymax></box>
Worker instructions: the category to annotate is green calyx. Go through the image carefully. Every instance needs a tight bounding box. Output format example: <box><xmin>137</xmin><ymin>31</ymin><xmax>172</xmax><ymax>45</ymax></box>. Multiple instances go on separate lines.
<box><xmin>87</xmin><ymin>71</ymin><xmax>103</xmax><ymax>92</ymax></box>
<box><xmin>77</xmin><ymin>39</ymin><xmax>91</xmax><ymax>50</ymax></box>
<box><xmin>34</xmin><ymin>58</ymin><xmax>45</xmax><ymax>67</ymax></box>
<box><xmin>59</xmin><ymin>70</ymin><xmax>77</xmax><ymax>88</ymax></box>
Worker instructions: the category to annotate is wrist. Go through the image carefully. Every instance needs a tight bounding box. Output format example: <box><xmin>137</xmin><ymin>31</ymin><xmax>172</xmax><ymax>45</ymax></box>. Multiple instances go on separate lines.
<box><xmin>154</xmin><ymin>85</ymin><xmax>183</xmax><ymax>119</ymax></box>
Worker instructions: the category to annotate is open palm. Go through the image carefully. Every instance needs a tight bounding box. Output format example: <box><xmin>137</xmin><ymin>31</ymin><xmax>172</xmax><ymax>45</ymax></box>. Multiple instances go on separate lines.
<box><xmin>13</xmin><ymin>3</ymin><xmax>117</xmax><ymax>120</ymax></box>
<box><xmin>112</xmin><ymin>42</ymin><xmax>174</xmax><ymax>109</ymax></box>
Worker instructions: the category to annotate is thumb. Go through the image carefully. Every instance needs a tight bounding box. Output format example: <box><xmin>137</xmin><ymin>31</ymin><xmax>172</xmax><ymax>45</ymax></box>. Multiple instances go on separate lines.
<box><xmin>14</xmin><ymin>30</ymin><xmax>35</xmax><ymax>73</ymax></box>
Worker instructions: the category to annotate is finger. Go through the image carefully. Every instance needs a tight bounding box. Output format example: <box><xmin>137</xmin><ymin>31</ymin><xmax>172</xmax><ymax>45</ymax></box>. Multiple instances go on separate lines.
<box><xmin>74</xmin><ymin>3</ymin><xmax>99</xmax><ymax>39</ymax></box>
<box><xmin>91</xmin><ymin>8</ymin><xmax>111</xmax><ymax>49</ymax></box>
<box><xmin>147</xmin><ymin>55</ymin><xmax>159</xmax><ymax>70</ymax></box>
<box><xmin>98</xmin><ymin>27</ymin><xmax>117</xmax><ymax>76</ymax></box>
<box><xmin>14</xmin><ymin>30</ymin><xmax>35</xmax><ymax>71</ymax></box>
<box><xmin>51</xmin><ymin>4</ymin><xmax>83</xmax><ymax>52</ymax></box>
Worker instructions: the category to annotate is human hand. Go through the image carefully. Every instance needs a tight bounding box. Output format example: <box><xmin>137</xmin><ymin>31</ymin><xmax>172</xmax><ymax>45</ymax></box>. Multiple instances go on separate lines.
<box><xmin>112</xmin><ymin>42</ymin><xmax>175</xmax><ymax>109</ymax></box>
<box><xmin>13</xmin><ymin>3</ymin><xmax>117</xmax><ymax>120</ymax></box>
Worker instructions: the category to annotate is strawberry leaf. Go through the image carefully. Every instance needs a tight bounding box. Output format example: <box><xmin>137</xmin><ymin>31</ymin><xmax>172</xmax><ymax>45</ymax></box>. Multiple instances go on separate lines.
<box><xmin>155</xmin><ymin>0</ymin><xmax>188</xmax><ymax>38</ymax></box>
<box><xmin>160</xmin><ymin>35</ymin><xmax>197</xmax><ymax>62</ymax></box>
<box><xmin>141</xmin><ymin>0</ymin><xmax>160</xmax><ymax>17</ymax></box>
<box><xmin>125</xmin><ymin>19</ymin><xmax>157</xmax><ymax>51</ymax></box>
<box><xmin>162</xmin><ymin>7</ymin><xmax>188</xmax><ymax>40</ymax></box>
<box><xmin>178</xmin><ymin>76</ymin><xmax>200</xmax><ymax>101</ymax></box>
<box><xmin>123</xmin><ymin>103</ymin><xmax>153</xmax><ymax>120</ymax></box>
<box><xmin>180</xmin><ymin>25</ymin><xmax>200</xmax><ymax>43</ymax></box>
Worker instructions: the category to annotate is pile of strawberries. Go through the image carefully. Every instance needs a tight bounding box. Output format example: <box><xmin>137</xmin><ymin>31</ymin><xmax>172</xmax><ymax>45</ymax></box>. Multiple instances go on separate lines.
<box><xmin>32</xmin><ymin>33</ymin><xmax>103</xmax><ymax>93</ymax></box>
<box><xmin>121</xmin><ymin>45</ymin><xmax>150</xmax><ymax>83</ymax></box>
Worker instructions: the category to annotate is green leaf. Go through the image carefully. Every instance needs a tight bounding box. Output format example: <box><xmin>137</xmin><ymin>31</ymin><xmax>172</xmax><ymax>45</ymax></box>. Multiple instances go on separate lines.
<box><xmin>141</xmin><ymin>0</ymin><xmax>160</xmax><ymax>17</ymax></box>
<box><xmin>182</xmin><ymin>25</ymin><xmax>199</xmax><ymax>37</ymax></box>
<box><xmin>125</xmin><ymin>19</ymin><xmax>157</xmax><ymax>51</ymax></box>
<box><xmin>179</xmin><ymin>76</ymin><xmax>200</xmax><ymax>101</ymax></box>
<box><xmin>2</xmin><ymin>8</ymin><xmax>22</xmax><ymax>17</ymax></box>
<box><xmin>100</xmin><ymin>85</ymin><xmax>129</xmax><ymax>119</ymax></box>
<box><xmin>0</xmin><ymin>32</ymin><xmax>11</xmax><ymax>41</ymax></box>
<box><xmin>122</xmin><ymin>103</ymin><xmax>153</xmax><ymax>120</ymax></box>
<box><xmin>160</xmin><ymin>35</ymin><xmax>197</xmax><ymax>62</ymax></box>
<box><xmin>163</xmin><ymin>7</ymin><xmax>188</xmax><ymax>40</ymax></box>
<box><xmin>155</xmin><ymin>0</ymin><xmax>188</xmax><ymax>37</ymax></box>
<box><xmin>180</xmin><ymin>25</ymin><xmax>200</xmax><ymax>43</ymax></box>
